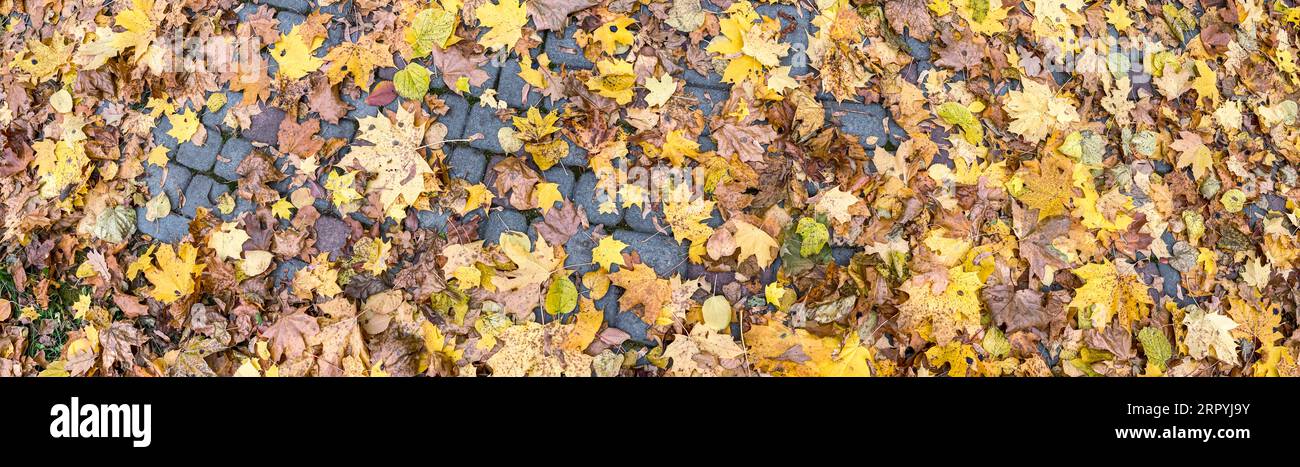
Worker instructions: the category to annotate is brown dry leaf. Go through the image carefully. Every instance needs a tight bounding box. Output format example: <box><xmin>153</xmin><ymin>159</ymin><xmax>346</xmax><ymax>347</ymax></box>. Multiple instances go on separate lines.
<box><xmin>263</xmin><ymin>312</ymin><xmax>320</xmax><ymax>361</ymax></box>
<box><xmin>278</xmin><ymin>118</ymin><xmax>325</xmax><ymax>159</ymax></box>
<box><xmin>492</xmin><ymin>156</ymin><xmax>542</xmax><ymax>210</ymax></box>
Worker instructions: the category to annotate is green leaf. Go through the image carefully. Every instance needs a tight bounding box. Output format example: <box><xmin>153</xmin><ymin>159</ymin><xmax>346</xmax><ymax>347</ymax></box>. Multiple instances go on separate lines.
<box><xmin>92</xmin><ymin>205</ymin><xmax>137</xmax><ymax>244</ymax></box>
<box><xmin>796</xmin><ymin>217</ymin><xmax>828</xmax><ymax>257</ymax></box>
<box><xmin>394</xmin><ymin>63</ymin><xmax>432</xmax><ymax>101</ymax></box>
<box><xmin>981</xmin><ymin>326</ymin><xmax>1010</xmax><ymax>358</ymax></box>
<box><xmin>1137</xmin><ymin>326</ymin><xmax>1172</xmax><ymax>370</ymax></box>
<box><xmin>405</xmin><ymin>9</ymin><xmax>457</xmax><ymax>58</ymax></box>
<box><xmin>545</xmin><ymin>275</ymin><xmax>577</xmax><ymax>315</ymax></box>
<box><xmin>936</xmin><ymin>102</ymin><xmax>983</xmax><ymax>145</ymax></box>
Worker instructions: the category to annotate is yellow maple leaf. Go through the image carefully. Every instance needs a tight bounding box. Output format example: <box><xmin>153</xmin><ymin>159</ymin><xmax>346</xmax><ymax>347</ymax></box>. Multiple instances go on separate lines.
<box><xmin>706</xmin><ymin>2</ymin><xmax>788</xmax><ymax>84</ymax></box>
<box><xmin>732</xmin><ymin>220</ymin><xmax>778</xmax><ymax>269</ymax></box>
<box><xmin>1191</xmin><ymin>59</ymin><xmax>1221</xmax><ymax>107</ymax></box>
<box><xmin>15</xmin><ymin>34</ymin><xmax>73</xmax><ymax>83</ymax></box>
<box><xmin>492</xmin><ymin>232</ymin><xmax>563</xmax><ymax>296</ymax></box>
<box><xmin>665</xmin><ymin>197</ymin><xmax>715</xmax><ymax>261</ymax></box>
<box><xmin>207</xmin><ymin>222</ymin><xmax>250</xmax><ymax>261</ymax></box>
<box><xmin>271</xmin><ymin>198</ymin><xmax>295</xmax><ymax>219</ymax></box>
<box><xmin>562</xmin><ymin>299</ymin><xmax>603</xmax><ymax>352</ymax></box>
<box><xmin>592</xmin><ymin>16</ymin><xmax>636</xmax><ymax>55</ymax></box>
<box><xmin>324</xmin><ymin>170</ymin><xmax>364</xmax><ymax>214</ymax></box>
<box><xmin>1169</xmin><ymin>130</ymin><xmax>1214</xmax><ymax>179</ymax></box>
<box><xmin>1002</xmin><ymin>79</ymin><xmax>1079</xmax><ymax>144</ymax></box>
<box><xmin>110</xmin><ymin>0</ymin><xmax>161</xmax><ymax>63</ymax></box>
<box><xmin>642</xmin><ymin>129</ymin><xmax>701</xmax><ymax>166</ymax></box>
<box><xmin>32</xmin><ymin>137</ymin><xmax>90</xmax><ymax>199</ymax></box>
<box><xmin>1012</xmin><ymin>153</ymin><xmax>1074</xmax><ymax>219</ymax></box>
<box><xmin>1226</xmin><ymin>298</ymin><xmax>1284</xmax><ymax>351</ymax></box>
<box><xmin>355</xmin><ymin>237</ymin><xmax>393</xmax><ymax>276</ymax></box>
<box><xmin>1068</xmin><ymin>261</ymin><xmax>1153</xmax><ymax>330</ymax></box>
<box><xmin>532</xmin><ymin>182</ymin><xmax>563</xmax><ymax>213</ymax></box>
<box><xmin>953</xmin><ymin>0</ymin><xmax>1009</xmax><ymax>35</ymax></box>
<box><xmin>272</xmin><ymin>25</ymin><xmax>325</xmax><ymax>80</ymax></box>
<box><xmin>166</xmin><ymin>108</ymin><xmax>200</xmax><ymax>143</ymax></box>
<box><xmin>816</xmin><ymin>332</ymin><xmax>876</xmax><ymax>377</ymax></box>
<box><xmin>1183</xmin><ymin>307</ymin><xmax>1239</xmax><ymax>366</ymax></box>
<box><xmin>898</xmin><ymin>266</ymin><xmax>983</xmax><ymax>344</ymax></box>
<box><xmin>461</xmin><ymin>183</ymin><xmax>493</xmax><ymax>215</ymax></box>
<box><xmin>293</xmin><ymin>253</ymin><xmax>343</xmax><ymax>300</ymax></box>
<box><xmin>1104</xmin><ymin>0</ymin><xmax>1135</xmax><ymax>31</ymax></box>
<box><xmin>925</xmin><ymin>341</ymin><xmax>977</xmax><ymax>377</ymax></box>
<box><xmin>144</xmin><ymin>243</ymin><xmax>205</xmax><ymax>304</ymax></box>
<box><xmin>744</xmin><ymin>318</ymin><xmax>834</xmax><ymax>376</ymax></box>
<box><xmin>1072</xmin><ymin>165</ymin><xmax>1133</xmax><ymax>232</ymax></box>
<box><xmin>406</xmin><ymin>5</ymin><xmax>461</xmax><ymax>57</ymax></box>
<box><xmin>609</xmin><ymin>264</ymin><xmax>672</xmax><ymax>323</ymax></box>
<box><xmin>476</xmin><ymin>0</ymin><xmax>529</xmax><ymax>51</ymax></box>
<box><xmin>585</xmin><ymin>59</ymin><xmax>636</xmax><ymax>104</ymax></box>
<box><xmin>739</xmin><ymin>28</ymin><xmax>788</xmax><ymax>68</ymax></box>
<box><xmin>323</xmin><ymin>35</ymin><xmax>394</xmax><ymax>89</ymax></box>
<box><xmin>644</xmin><ymin>73</ymin><xmax>677</xmax><ymax>107</ymax></box>
<box><xmin>344</xmin><ymin>106</ymin><xmax>436</xmax><ymax>220</ymax></box>
<box><xmin>591</xmin><ymin>235</ymin><xmax>628</xmax><ymax>271</ymax></box>
<box><xmin>512</xmin><ymin>107</ymin><xmax>561</xmax><ymax>141</ymax></box>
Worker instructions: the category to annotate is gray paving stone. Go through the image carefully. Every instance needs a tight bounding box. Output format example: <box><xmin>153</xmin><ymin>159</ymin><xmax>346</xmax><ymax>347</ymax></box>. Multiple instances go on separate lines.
<box><xmin>151</xmin><ymin>116</ymin><xmax>179</xmax><ymax>149</ymax></box>
<box><xmin>221</xmin><ymin>197</ymin><xmax>256</xmax><ymax>222</ymax></box>
<box><xmin>610</xmin><ymin>310</ymin><xmax>652</xmax><ymax>343</ymax></box>
<box><xmin>236</xmin><ymin>3</ymin><xmax>260</xmax><ymax>21</ymax></box>
<box><xmin>136</xmin><ymin>209</ymin><xmax>191</xmax><ymax>244</ymax></box>
<box><xmin>465</xmin><ymin>106</ymin><xmax>511</xmax><ymax>153</ymax></box>
<box><xmin>314</xmin><ymin>215</ymin><xmax>350</xmax><ymax>257</ymax></box>
<box><xmin>321</xmin><ymin>118</ymin><xmax>357</xmax><ymax>140</ymax></box>
<box><xmin>684</xmin><ymin>67</ymin><xmax>727</xmax><ymax>90</ymax></box>
<box><xmin>175</xmin><ymin>126</ymin><xmax>222</xmax><ymax>172</ymax></box>
<box><xmin>274</xmin><ymin>11</ymin><xmax>306</xmax><ymax>35</ymax></box>
<box><xmin>180</xmin><ymin>174</ymin><xmax>218</xmax><ymax>217</ymax></box>
<box><xmin>541</xmin><ymin>166</ymin><xmax>575</xmax><ymax>200</ymax></box>
<box><xmin>263</xmin><ymin>50</ymin><xmax>278</xmax><ymax>76</ymax></box>
<box><xmin>144</xmin><ymin>162</ymin><xmax>193</xmax><ymax>202</ymax></box>
<box><xmin>825</xmin><ymin>101</ymin><xmax>900</xmax><ymax>149</ymax></box>
<box><xmin>830</xmin><ymin>247</ymin><xmax>858</xmax><ymax>266</ymax></box>
<box><xmin>416</xmin><ymin>208</ymin><xmax>451</xmax><ymax>233</ymax></box>
<box><xmin>559</xmin><ymin>135</ymin><xmax>588</xmax><ymax>166</ymax></box>
<box><xmin>214</xmin><ymin>137</ymin><xmax>252</xmax><ymax>182</ymax></box>
<box><xmin>320</xmin><ymin>0</ymin><xmax>353</xmax><ymax>16</ymax></box>
<box><xmin>573</xmin><ymin>171</ymin><xmax>622</xmax><ymax>226</ymax></box>
<box><xmin>439</xmin><ymin>93</ymin><xmax>472</xmax><ymax>138</ymax></box>
<box><xmin>317</xmin><ymin>22</ymin><xmax>346</xmax><ymax>59</ymax></box>
<box><xmin>200</xmin><ymin>89</ymin><xmax>242</xmax><ymax>127</ymax></box>
<box><xmin>478</xmin><ymin>208</ymin><xmax>529</xmax><ymax>244</ymax></box>
<box><xmin>209</xmin><ymin>179</ymin><xmax>232</xmax><ymax>206</ymax></box>
<box><xmin>377</xmin><ymin>55</ymin><xmax>405</xmax><ymax>81</ymax></box>
<box><xmin>623</xmin><ymin>204</ymin><xmax>668</xmax><ymax>234</ymax></box>
<box><xmin>342</xmin><ymin>90</ymin><xmax>381</xmax><ymax>120</ymax></box>
<box><xmin>903</xmin><ymin>35</ymin><xmax>933</xmax><ymax>62</ymax></box>
<box><xmin>263</xmin><ymin>0</ymin><xmax>309</xmax><ymax>14</ymax></box>
<box><xmin>612</xmin><ymin>229</ymin><xmax>687</xmax><ymax>276</ymax></box>
<box><xmin>560</xmin><ymin>225</ymin><xmax>598</xmax><ymax>276</ymax></box>
<box><xmin>544</xmin><ymin>23</ymin><xmax>595</xmax><ymax>69</ymax></box>
<box><xmin>473</xmin><ymin>56</ymin><xmax>504</xmax><ymax>92</ymax></box>
<box><xmin>446</xmin><ymin>146</ymin><xmax>488</xmax><ymax>183</ymax></box>
<box><xmin>495</xmin><ymin>58</ymin><xmax>545</xmax><ymax>110</ymax></box>
<box><xmin>274</xmin><ymin>258</ymin><xmax>308</xmax><ymax>285</ymax></box>
<box><xmin>243</xmin><ymin>104</ymin><xmax>286</xmax><ymax>145</ymax></box>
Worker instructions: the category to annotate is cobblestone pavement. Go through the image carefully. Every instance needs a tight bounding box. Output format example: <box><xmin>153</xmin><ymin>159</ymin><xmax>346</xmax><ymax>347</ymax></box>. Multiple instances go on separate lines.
<box><xmin>130</xmin><ymin>0</ymin><xmax>917</xmax><ymax>340</ymax></box>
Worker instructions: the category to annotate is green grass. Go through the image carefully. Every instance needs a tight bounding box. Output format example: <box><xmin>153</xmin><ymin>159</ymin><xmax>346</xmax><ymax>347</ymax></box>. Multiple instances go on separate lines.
<box><xmin>0</xmin><ymin>261</ymin><xmax>85</xmax><ymax>360</ymax></box>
